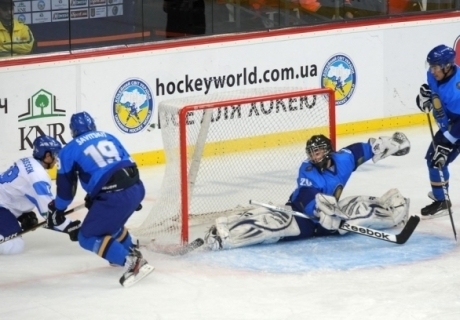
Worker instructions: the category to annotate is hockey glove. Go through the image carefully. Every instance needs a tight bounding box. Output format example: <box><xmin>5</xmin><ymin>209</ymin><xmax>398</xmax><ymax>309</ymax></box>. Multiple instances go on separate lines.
<box><xmin>314</xmin><ymin>193</ymin><xmax>346</xmax><ymax>231</ymax></box>
<box><xmin>63</xmin><ymin>220</ymin><xmax>81</xmax><ymax>242</ymax></box>
<box><xmin>416</xmin><ymin>84</ymin><xmax>433</xmax><ymax>113</ymax></box>
<box><xmin>317</xmin><ymin>210</ymin><xmax>342</xmax><ymax>231</ymax></box>
<box><xmin>432</xmin><ymin>144</ymin><xmax>453</xmax><ymax>167</ymax></box>
<box><xmin>17</xmin><ymin>211</ymin><xmax>38</xmax><ymax>231</ymax></box>
<box><xmin>46</xmin><ymin>200</ymin><xmax>66</xmax><ymax>228</ymax></box>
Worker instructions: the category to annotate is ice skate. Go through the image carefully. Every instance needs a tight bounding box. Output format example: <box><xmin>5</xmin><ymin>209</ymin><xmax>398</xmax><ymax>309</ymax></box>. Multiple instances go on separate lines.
<box><xmin>421</xmin><ymin>199</ymin><xmax>451</xmax><ymax>220</ymax></box>
<box><xmin>119</xmin><ymin>247</ymin><xmax>154</xmax><ymax>287</ymax></box>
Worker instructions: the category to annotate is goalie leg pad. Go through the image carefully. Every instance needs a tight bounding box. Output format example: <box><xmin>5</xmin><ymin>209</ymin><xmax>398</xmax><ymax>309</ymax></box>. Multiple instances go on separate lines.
<box><xmin>370</xmin><ymin>132</ymin><xmax>411</xmax><ymax>163</ymax></box>
<box><xmin>206</xmin><ymin>207</ymin><xmax>301</xmax><ymax>250</ymax></box>
<box><xmin>338</xmin><ymin>188</ymin><xmax>410</xmax><ymax>235</ymax></box>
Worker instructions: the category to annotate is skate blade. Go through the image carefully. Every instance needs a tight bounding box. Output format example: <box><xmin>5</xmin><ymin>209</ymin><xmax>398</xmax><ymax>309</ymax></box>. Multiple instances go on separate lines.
<box><xmin>421</xmin><ymin>210</ymin><xmax>450</xmax><ymax>220</ymax></box>
<box><xmin>120</xmin><ymin>264</ymin><xmax>155</xmax><ymax>288</ymax></box>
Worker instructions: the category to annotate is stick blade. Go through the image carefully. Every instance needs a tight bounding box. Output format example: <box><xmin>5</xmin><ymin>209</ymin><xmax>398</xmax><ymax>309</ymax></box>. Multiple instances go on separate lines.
<box><xmin>395</xmin><ymin>215</ymin><xmax>420</xmax><ymax>244</ymax></box>
<box><xmin>170</xmin><ymin>238</ymin><xmax>205</xmax><ymax>256</ymax></box>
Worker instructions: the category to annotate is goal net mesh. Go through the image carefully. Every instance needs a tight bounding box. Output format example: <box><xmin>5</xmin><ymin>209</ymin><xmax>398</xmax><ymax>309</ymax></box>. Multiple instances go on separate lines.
<box><xmin>130</xmin><ymin>88</ymin><xmax>335</xmax><ymax>245</ymax></box>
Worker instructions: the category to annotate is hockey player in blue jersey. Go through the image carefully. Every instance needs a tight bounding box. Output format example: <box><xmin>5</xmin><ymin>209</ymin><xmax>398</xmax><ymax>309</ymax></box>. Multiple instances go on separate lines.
<box><xmin>0</xmin><ymin>135</ymin><xmax>80</xmax><ymax>255</ymax></box>
<box><xmin>48</xmin><ymin>111</ymin><xmax>153</xmax><ymax>286</ymax></box>
<box><xmin>205</xmin><ymin>133</ymin><xmax>411</xmax><ymax>250</ymax></box>
<box><xmin>416</xmin><ymin>44</ymin><xmax>460</xmax><ymax>219</ymax></box>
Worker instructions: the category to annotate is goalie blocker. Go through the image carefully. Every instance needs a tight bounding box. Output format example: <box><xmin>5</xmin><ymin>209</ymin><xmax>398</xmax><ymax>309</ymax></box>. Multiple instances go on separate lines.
<box><xmin>205</xmin><ymin>189</ymin><xmax>411</xmax><ymax>250</ymax></box>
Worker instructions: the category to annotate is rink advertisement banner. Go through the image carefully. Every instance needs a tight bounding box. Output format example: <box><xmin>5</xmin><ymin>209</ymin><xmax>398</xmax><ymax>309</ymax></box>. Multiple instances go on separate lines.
<box><xmin>0</xmin><ymin>66</ymin><xmax>77</xmax><ymax>165</ymax></box>
<box><xmin>0</xmin><ymin>17</ymin><xmax>459</xmax><ymax>168</ymax></box>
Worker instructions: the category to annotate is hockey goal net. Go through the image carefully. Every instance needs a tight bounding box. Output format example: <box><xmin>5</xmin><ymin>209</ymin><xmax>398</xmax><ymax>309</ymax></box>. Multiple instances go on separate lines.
<box><xmin>131</xmin><ymin>87</ymin><xmax>335</xmax><ymax>245</ymax></box>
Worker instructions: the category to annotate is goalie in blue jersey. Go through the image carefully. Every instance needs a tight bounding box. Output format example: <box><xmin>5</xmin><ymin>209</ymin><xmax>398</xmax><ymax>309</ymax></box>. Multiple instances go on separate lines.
<box><xmin>205</xmin><ymin>133</ymin><xmax>411</xmax><ymax>250</ymax></box>
<box><xmin>49</xmin><ymin>111</ymin><xmax>153</xmax><ymax>286</ymax></box>
<box><xmin>416</xmin><ymin>44</ymin><xmax>460</xmax><ymax>219</ymax></box>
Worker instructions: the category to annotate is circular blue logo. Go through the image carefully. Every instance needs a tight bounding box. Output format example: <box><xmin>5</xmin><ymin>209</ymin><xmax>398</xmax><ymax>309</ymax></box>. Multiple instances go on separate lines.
<box><xmin>17</xmin><ymin>14</ymin><xmax>26</xmax><ymax>23</ymax></box>
<box><xmin>321</xmin><ymin>54</ymin><xmax>357</xmax><ymax>106</ymax></box>
<box><xmin>112</xmin><ymin>78</ymin><xmax>154</xmax><ymax>134</ymax></box>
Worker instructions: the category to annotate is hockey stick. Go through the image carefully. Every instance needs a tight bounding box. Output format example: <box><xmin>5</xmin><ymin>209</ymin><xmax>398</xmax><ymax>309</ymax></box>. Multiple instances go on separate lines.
<box><xmin>426</xmin><ymin>112</ymin><xmax>457</xmax><ymax>240</ymax></box>
<box><xmin>171</xmin><ymin>238</ymin><xmax>205</xmax><ymax>256</ymax></box>
<box><xmin>142</xmin><ymin>238</ymin><xmax>205</xmax><ymax>256</ymax></box>
<box><xmin>0</xmin><ymin>204</ymin><xmax>85</xmax><ymax>244</ymax></box>
<box><xmin>249</xmin><ymin>200</ymin><xmax>420</xmax><ymax>244</ymax></box>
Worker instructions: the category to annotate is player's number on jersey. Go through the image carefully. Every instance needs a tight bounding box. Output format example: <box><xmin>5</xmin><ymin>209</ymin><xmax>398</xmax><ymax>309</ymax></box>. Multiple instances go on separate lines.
<box><xmin>84</xmin><ymin>140</ymin><xmax>122</xmax><ymax>167</ymax></box>
<box><xmin>0</xmin><ymin>164</ymin><xmax>20</xmax><ymax>183</ymax></box>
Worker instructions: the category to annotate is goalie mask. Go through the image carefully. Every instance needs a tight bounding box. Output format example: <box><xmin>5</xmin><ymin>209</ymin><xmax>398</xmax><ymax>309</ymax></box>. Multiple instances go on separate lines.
<box><xmin>306</xmin><ymin>134</ymin><xmax>333</xmax><ymax>172</ymax></box>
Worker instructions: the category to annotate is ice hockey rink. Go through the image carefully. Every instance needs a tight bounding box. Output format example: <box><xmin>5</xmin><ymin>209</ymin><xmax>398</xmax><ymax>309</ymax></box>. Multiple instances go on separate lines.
<box><xmin>1</xmin><ymin>125</ymin><xmax>460</xmax><ymax>320</ymax></box>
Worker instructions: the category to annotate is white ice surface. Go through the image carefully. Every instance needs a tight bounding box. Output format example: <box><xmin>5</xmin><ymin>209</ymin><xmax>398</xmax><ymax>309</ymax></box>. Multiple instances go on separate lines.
<box><xmin>1</xmin><ymin>126</ymin><xmax>460</xmax><ymax>320</ymax></box>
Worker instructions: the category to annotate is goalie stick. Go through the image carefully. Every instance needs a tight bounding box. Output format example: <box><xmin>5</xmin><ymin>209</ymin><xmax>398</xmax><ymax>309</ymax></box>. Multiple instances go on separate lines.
<box><xmin>141</xmin><ymin>237</ymin><xmax>205</xmax><ymax>255</ymax></box>
<box><xmin>0</xmin><ymin>204</ymin><xmax>86</xmax><ymax>244</ymax></box>
<box><xmin>249</xmin><ymin>200</ymin><xmax>420</xmax><ymax>245</ymax></box>
<box><xmin>171</xmin><ymin>238</ymin><xmax>205</xmax><ymax>256</ymax></box>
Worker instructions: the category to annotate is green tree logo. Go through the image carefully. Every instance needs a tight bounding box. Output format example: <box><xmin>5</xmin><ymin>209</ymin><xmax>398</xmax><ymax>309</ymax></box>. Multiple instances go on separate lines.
<box><xmin>18</xmin><ymin>89</ymin><xmax>65</xmax><ymax>121</ymax></box>
<box><xmin>35</xmin><ymin>94</ymin><xmax>49</xmax><ymax>116</ymax></box>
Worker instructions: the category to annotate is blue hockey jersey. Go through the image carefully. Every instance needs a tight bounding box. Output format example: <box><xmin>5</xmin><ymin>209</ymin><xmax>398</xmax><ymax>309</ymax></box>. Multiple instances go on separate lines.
<box><xmin>427</xmin><ymin>66</ymin><xmax>460</xmax><ymax>139</ymax></box>
<box><xmin>55</xmin><ymin>131</ymin><xmax>136</xmax><ymax>210</ymax></box>
<box><xmin>289</xmin><ymin>142</ymin><xmax>373</xmax><ymax>218</ymax></box>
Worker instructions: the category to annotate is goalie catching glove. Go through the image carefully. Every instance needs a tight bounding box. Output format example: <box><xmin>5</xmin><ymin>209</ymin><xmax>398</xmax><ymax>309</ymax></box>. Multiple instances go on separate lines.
<box><xmin>314</xmin><ymin>189</ymin><xmax>410</xmax><ymax>234</ymax></box>
<box><xmin>47</xmin><ymin>201</ymin><xmax>81</xmax><ymax>242</ymax></box>
<box><xmin>369</xmin><ymin>132</ymin><xmax>411</xmax><ymax>163</ymax></box>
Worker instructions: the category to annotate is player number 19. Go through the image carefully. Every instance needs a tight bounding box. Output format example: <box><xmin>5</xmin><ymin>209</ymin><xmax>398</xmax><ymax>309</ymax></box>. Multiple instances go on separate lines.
<box><xmin>84</xmin><ymin>140</ymin><xmax>122</xmax><ymax>167</ymax></box>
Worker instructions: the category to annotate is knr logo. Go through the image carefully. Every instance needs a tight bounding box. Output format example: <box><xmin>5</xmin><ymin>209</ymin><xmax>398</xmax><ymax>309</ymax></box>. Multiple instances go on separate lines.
<box><xmin>19</xmin><ymin>124</ymin><xmax>66</xmax><ymax>151</ymax></box>
<box><xmin>18</xmin><ymin>89</ymin><xmax>67</xmax><ymax>151</ymax></box>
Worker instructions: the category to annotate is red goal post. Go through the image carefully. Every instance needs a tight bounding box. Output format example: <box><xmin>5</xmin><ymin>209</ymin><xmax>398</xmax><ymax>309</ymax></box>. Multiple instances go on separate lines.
<box><xmin>131</xmin><ymin>87</ymin><xmax>335</xmax><ymax>245</ymax></box>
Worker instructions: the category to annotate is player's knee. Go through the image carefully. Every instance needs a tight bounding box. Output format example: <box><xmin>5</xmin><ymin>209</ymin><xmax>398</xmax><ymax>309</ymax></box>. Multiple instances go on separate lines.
<box><xmin>77</xmin><ymin>232</ymin><xmax>94</xmax><ymax>251</ymax></box>
<box><xmin>428</xmin><ymin>166</ymin><xmax>446</xmax><ymax>182</ymax></box>
<box><xmin>0</xmin><ymin>237</ymin><xmax>25</xmax><ymax>255</ymax></box>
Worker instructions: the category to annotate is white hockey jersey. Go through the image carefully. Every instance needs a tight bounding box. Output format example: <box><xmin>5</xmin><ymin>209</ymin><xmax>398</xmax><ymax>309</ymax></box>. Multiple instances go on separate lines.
<box><xmin>0</xmin><ymin>157</ymin><xmax>53</xmax><ymax>218</ymax></box>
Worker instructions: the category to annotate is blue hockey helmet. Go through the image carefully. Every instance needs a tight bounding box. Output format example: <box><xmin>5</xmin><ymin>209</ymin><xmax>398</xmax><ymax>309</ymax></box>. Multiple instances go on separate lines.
<box><xmin>306</xmin><ymin>134</ymin><xmax>333</xmax><ymax>171</ymax></box>
<box><xmin>427</xmin><ymin>45</ymin><xmax>456</xmax><ymax>67</ymax></box>
<box><xmin>32</xmin><ymin>135</ymin><xmax>62</xmax><ymax>160</ymax></box>
<box><xmin>70</xmin><ymin>111</ymin><xmax>96</xmax><ymax>138</ymax></box>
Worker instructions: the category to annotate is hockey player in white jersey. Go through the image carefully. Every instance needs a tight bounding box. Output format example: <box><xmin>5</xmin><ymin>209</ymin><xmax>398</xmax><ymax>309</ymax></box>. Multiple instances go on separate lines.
<box><xmin>0</xmin><ymin>135</ymin><xmax>81</xmax><ymax>255</ymax></box>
